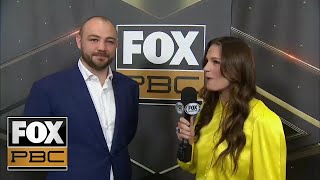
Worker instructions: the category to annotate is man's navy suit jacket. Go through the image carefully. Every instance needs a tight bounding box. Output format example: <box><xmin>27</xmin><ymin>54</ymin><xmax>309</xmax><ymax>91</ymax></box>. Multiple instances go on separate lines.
<box><xmin>24</xmin><ymin>65</ymin><xmax>139</xmax><ymax>180</ymax></box>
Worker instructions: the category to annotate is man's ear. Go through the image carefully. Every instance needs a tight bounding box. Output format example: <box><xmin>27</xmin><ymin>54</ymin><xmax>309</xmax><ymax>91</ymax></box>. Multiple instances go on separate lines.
<box><xmin>75</xmin><ymin>33</ymin><xmax>81</xmax><ymax>49</ymax></box>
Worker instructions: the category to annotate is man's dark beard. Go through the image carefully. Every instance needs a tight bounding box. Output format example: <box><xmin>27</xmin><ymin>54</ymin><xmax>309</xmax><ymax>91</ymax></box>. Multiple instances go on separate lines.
<box><xmin>80</xmin><ymin>51</ymin><xmax>111</xmax><ymax>71</ymax></box>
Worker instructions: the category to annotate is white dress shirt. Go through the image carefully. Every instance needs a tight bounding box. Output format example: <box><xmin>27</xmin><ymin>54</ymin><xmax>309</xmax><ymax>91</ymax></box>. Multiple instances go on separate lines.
<box><xmin>78</xmin><ymin>60</ymin><xmax>115</xmax><ymax>180</ymax></box>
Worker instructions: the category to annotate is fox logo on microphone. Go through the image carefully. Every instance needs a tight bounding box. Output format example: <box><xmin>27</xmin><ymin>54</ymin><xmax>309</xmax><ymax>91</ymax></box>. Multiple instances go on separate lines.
<box><xmin>184</xmin><ymin>103</ymin><xmax>201</xmax><ymax>115</ymax></box>
<box><xmin>175</xmin><ymin>102</ymin><xmax>200</xmax><ymax>115</ymax></box>
<box><xmin>7</xmin><ymin>117</ymin><xmax>68</xmax><ymax>171</ymax></box>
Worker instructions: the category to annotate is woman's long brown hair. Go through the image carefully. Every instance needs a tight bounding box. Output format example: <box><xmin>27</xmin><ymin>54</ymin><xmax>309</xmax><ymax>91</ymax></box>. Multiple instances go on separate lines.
<box><xmin>195</xmin><ymin>36</ymin><xmax>256</xmax><ymax>173</ymax></box>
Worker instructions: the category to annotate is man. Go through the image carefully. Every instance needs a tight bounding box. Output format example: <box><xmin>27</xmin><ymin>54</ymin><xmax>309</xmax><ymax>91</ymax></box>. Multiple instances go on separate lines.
<box><xmin>24</xmin><ymin>16</ymin><xmax>139</xmax><ymax>180</ymax></box>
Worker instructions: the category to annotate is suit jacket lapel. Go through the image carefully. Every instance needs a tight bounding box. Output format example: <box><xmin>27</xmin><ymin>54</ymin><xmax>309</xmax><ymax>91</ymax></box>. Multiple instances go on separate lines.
<box><xmin>111</xmin><ymin>72</ymin><xmax>124</xmax><ymax>154</ymax></box>
<box><xmin>69</xmin><ymin>66</ymin><xmax>108</xmax><ymax>151</ymax></box>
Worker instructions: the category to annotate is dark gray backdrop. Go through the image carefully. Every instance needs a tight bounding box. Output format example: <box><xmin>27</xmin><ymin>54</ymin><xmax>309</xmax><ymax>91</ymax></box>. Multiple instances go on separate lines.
<box><xmin>1</xmin><ymin>0</ymin><xmax>319</xmax><ymax>180</ymax></box>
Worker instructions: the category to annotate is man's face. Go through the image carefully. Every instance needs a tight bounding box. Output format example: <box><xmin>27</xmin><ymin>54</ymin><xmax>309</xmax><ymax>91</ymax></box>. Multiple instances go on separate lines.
<box><xmin>76</xmin><ymin>18</ymin><xmax>117</xmax><ymax>71</ymax></box>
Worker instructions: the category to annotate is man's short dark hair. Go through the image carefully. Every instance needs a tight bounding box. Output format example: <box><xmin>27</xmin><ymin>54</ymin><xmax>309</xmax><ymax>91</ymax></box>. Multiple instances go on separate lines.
<box><xmin>79</xmin><ymin>16</ymin><xmax>112</xmax><ymax>36</ymax></box>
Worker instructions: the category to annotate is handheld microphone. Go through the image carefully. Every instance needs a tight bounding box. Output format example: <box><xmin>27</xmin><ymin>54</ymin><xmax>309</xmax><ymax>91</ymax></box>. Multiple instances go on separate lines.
<box><xmin>177</xmin><ymin>87</ymin><xmax>199</xmax><ymax>162</ymax></box>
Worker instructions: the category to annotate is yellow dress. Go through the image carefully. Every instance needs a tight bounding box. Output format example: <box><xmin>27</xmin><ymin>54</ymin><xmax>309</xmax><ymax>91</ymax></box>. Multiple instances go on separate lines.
<box><xmin>178</xmin><ymin>98</ymin><xmax>286</xmax><ymax>180</ymax></box>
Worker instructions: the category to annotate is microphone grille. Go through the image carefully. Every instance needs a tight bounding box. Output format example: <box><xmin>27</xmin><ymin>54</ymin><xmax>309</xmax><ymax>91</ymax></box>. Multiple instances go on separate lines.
<box><xmin>181</xmin><ymin>87</ymin><xmax>197</xmax><ymax>106</ymax></box>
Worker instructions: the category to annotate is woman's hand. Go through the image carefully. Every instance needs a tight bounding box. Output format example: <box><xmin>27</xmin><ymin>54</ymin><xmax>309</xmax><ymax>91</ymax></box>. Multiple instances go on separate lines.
<box><xmin>176</xmin><ymin>116</ymin><xmax>195</xmax><ymax>144</ymax></box>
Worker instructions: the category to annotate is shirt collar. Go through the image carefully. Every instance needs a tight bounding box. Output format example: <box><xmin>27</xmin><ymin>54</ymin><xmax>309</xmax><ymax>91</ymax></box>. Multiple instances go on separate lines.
<box><xmin>78</xmin><ymin>59</ymin><xmax>113</xmax><ymax>81</ymax></box>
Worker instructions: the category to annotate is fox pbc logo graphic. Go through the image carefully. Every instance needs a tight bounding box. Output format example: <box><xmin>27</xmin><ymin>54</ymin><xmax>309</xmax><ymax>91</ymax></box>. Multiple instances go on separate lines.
<box><xmin>7</xmin><ymin>117</ymin><xmax>68</xmax><ymax>171</ymax></box>
<box><xmin>116</xmin><ymin>25</ymin><xmax>205</xmax><ymax>104</ymax></box>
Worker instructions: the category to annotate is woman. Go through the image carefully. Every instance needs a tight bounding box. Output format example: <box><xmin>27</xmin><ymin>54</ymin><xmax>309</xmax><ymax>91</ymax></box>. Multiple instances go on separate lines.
<box><xmin>176</xmin><ymin>36</ymin><xmax>286</xmax><ymax>180</ymax></box>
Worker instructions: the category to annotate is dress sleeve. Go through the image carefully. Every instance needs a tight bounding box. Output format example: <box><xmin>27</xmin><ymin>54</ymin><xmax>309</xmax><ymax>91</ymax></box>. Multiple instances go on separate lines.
<box><xmin>252</xmin><ymin>108</ymin><xmax>287</xmax><ymax>180</ymax></box>
<box><xmin>177</xmin><ymin>143</ymin><xmax>197</xmax><ymax>174</ymax></box>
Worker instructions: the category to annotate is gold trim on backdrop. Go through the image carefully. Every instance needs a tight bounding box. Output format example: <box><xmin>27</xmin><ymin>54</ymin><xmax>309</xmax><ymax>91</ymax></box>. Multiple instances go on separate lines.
<box><xmin>159</xmin><ymin>165</ymin><xmax>180</xmax><ymax>174</ymax></box>
<box><xmin>1</xmin><ymin>29</ymin><xmax>79</xmax><ymax>69</ymax></box>
<box><xmin>122</xmin><ymin>0</ymin><xmax>202</xmax><ymax>19</ymax></box>
<box><xmin>231</xmin><ymin>27</ymin><xmax>320</xmax><ymax>75</ymax></box>
<box><xmin>130</xmin><ymin>158</ymin><xmax>156</xmax><ymax>174</ymax></box>
<box><xmin>257</xmin><ymin>86</ymin><xmax>320</xmax><ymax>128</ymax></box>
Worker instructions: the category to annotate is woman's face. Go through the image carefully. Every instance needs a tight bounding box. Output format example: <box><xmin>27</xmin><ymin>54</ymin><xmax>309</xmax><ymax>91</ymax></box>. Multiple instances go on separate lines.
<box><xmin>203</xmin><ymin>44</ymin><xmax>230</xmax><ymax>92</ymax></box>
